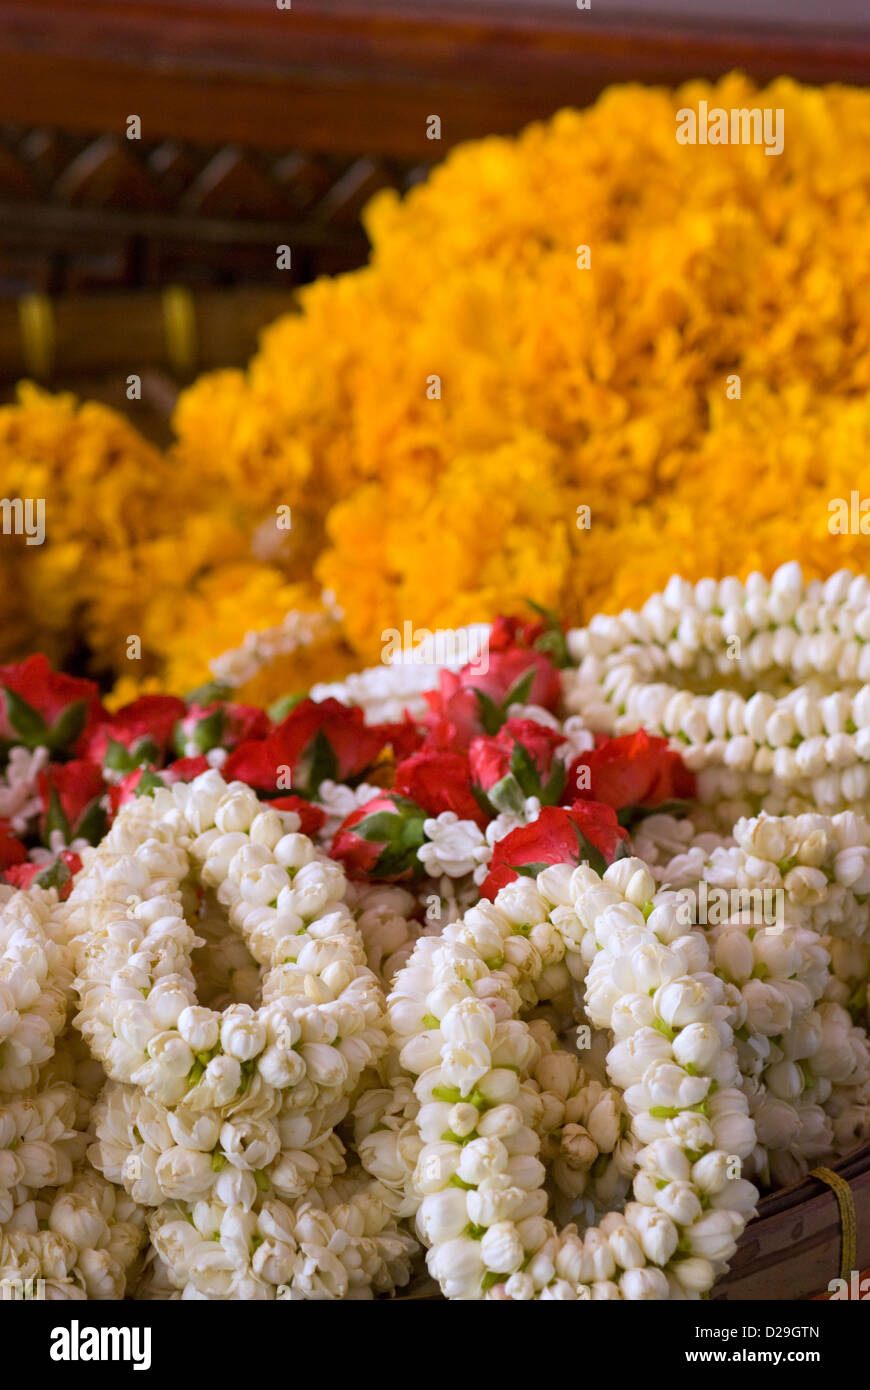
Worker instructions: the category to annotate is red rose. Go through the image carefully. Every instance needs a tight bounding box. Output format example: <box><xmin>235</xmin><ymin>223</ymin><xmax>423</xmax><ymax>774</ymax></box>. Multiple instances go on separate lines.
<box><xmin>488</xmin><ymin>614</ymin><xmax>549</xmax><ymax>653</ymax></box>
<box><xmin>108</xmin><ymin>755</ymin><xmax>211</xmax><ymax>814</ymax></box>
<box><xmin>489</xmin><ymin>606</ymin><xmax>569</xmax><ymax>667</ymax></box>
<box><xmin>394</xmin><ymin>749</ymin><xmax>486</xmax><ymax>827</ymax></box>
<box><xmin>465</xmin><ymin>648</ymin><xmax>562</xmax><ymax>712</ymax></box>
<box><xmin>423</xmin><ymin>672</ymin><xmax>488</xmax><ymax>752</ymax></box>
<box><xmin>0</xmin><ymin>654</ymin><xmax>106</xmax><ymax>752</ymax></box>
<box><xmin>469</xmin><ymin>718</ymin><xmax>566</xmax><ymax>802</ymax></box>
<box><xmin>224</xmin><ymin>698</ymin><xmax>416</xmax><ymax>797</ymax></box>
<box><xmin>0</xmin><ymin>819</ymin><xmax>28</xmax><ymax>870</ymax></box>
<box><xmin>38</xmin><ymin>760</ymin><xmax>106</xmax><ymax>844</ymax></box>
<box><xmin>265</xmin><ymin>795</ymin><xmax>327</xmax><ymax>837</ymax></box>
<box><xmin>479</xmin><ymin>801</ymin><xmax>629</xmax><ymax>900</ymax></box>
<box><xmin>4</xmin><ymin>849</ymin><xmax>82</xmax><ymax>899</ymax></box>
<box><xmin>425</xmin><ymin>650</ymin><xmax>562</xmax><ymax>753</ymax></box>
<box><xmin>569</xmin><ymin>730</ymin><xmax>696</xmax><ymax>816</ymax></box>
<box><xmin>174</xmin><ymin>702</ymin><xmax>270</xmax><ymax>758</ymax></box>
<box><xmin>331</xmin><ymin>793</ymin><xmax>427</xmax><ymax>881</ymax></box>
<box><xmin>82</xmin><ymin>695</ymin><xmax>187</xmax><ymax>770</ymax></box>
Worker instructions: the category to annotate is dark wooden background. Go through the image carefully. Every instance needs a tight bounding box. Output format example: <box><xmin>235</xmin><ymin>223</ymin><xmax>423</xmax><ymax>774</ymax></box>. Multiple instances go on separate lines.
<box><xmin>0</xmin><ymin>0</ymin><xmax>868</xmax><ymax>416</ymax></box>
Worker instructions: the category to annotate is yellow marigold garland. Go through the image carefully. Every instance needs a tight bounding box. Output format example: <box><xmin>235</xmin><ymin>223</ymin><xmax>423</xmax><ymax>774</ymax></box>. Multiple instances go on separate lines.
<box><xmin>1</xmin><ymin>73</ymin><xmax>870</xmax><ymax>697</ymax></box>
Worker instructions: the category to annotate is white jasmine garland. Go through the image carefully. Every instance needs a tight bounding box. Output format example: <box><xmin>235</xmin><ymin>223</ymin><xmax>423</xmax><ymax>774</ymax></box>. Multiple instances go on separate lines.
<box><xmin>386</xmin><ymin>856</ymin><xmax>755</xmax><ymax>1299</ymax></box>
<box><xmin>564</xmin><ymin>566</ymin><xmax>870</xmax><ymax>826</ymax></box>
<box><xmin>148</xmin><ymin>1166</ymin><xmax>417</xmax><ymax>1300</ymax></box>
<box><xmin>0</xmin><ymin>1163</ymin><xmax>146</xmax><ymax>1299</ymax></box>
<box><xmin>65</xmin><ymin>772</ymin><xmax>389</xmax><ymax>1205</ymax></box>
<box><xmin>0</xmin><ymin>884</ymin><xmax>72</xmax><ymax>1098</ymax></box>
<box><xmin>0</xmin><ymin>1083</ymin><xmax>86</xmax><ymax>1223</ymax></box>
<box><xmin>654</xmin><ymin>808</ymin><xmax>870</xmax><ymax>1184</ymax></box>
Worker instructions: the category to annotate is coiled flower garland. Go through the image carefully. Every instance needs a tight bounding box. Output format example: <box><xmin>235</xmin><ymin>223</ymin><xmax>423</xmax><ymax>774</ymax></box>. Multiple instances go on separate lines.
<box><xmin>644</xmin><ymin>809</ymin><xmax>870</xmax><ymax>1187</ymax></box>
<box><xmin>381</xmin><ymin>858</ymin><xmax>757</xmax><ymax>1300</ymax></box>
<box><xmin>0</xmin><ymin>882</ymin><xmax>150</xmax><ymax>1298</ymax></box>
<box><xmin>64</xmin><ymin>769</ymin><xmax>416</xmax><ymax>1298</ymax></box>
<box><xmin>564</xmin><ymin>565</ymin><xmax>870</xmax><ymax>827</ymax></box>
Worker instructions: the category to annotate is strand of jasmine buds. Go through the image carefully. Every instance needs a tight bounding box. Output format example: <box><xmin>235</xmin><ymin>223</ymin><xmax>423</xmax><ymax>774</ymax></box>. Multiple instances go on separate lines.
<box><xmin>309</xmin><ymin>623</ymin><xmax>491</xmax><ymax>725</ymax></box>
<box><xmin>89</xmin><ymin>1079</ymin><xmax>348</xmax><ymax>1208</ymax></box>
<box><xmin>0</xmin><ymin>884</ymin><xmax>72</xmax><ymax>1098</ymax></box>
<box><xmin>564</xmin><ymin>566</ymin><xmax>870</xmax><ymax>826</ymax></box>
<box><xmin>0</xmin><ymin>1164</ymin><xmax>147</xmax><ymax>1298</ymax></box>
<box><xmin>147</xmin><ymin>1166</ymin><xmax>418</xmax><ymax>1299</ymax></box>
<box><xmin>654</xmin><ymin>811</ymin><xmax>870</xmax><ymax>1184</ymax></box>
<box><xmin>386</xmin><ymin>860</ymin><xmax>755</xmax><ymax>1300</ymax></box>
<box><xmin>0</xmin><ymin>1083</ymin><xmax>88</xmax><ymax>1223</ymax></box>
<box><xmin>65</xmin><ymin>771</ymin><xmax>388</xmax><ymax>1205</ymax></box>
<box><xmin>208</xmin><ymin>605</ymin><xmax>340</xmax><ymax>691</ymax></box>
<box><xmin>353</xmin><ymin>1031</ymin><xmax>632</xmax><ymax>1227</ymax></box>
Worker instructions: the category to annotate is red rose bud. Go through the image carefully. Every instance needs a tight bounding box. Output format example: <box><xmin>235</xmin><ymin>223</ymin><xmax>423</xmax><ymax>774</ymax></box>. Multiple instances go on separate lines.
<box><xmin>0</xmin><ymin>819</ymin><xmax>28</xmax><ymax>870</ymax></box>
<box><xmin>38</xmin><ymin>761</ymin><xmax>107</xmax><ymax>845</ymax></box>
<box><xmin>4</xmin><ymin>849</ymin><xmax>82</xmax><ymax>899</ymax></box>
<box><xmin>0</xmin><ymin>654</ymin><xmax>106</xmax><ymax>753</ymax></box>
<box><xmin>489</xmin><ymin>605</ymin><xmax>569</xmax><ymax>667</ymax></box>
<box><xmin>469</xmin><ymin>718</ymin><xmax>566</xmax><ymax>812</ymax></box>
<box><xmin>464</xmin><ymin>647</ymin><xmax>562</xmax><ymax>714</ymax></box>
<box><xmin>488</xmin><ymin>615</ymin><xmax>547</xmax><ymax>652</ymax></box>
<box><xmin>330</xmin><ymin>792</ymin><xmax>427</xmax><ymax>881</ymax></box>
<box><xmin>224</xmin><ymin>698</ymin><xmax>416</xmax><ymax>797</ymax></box>
<box><xmin>174</xmin><ymin>701</ymin><xmax>270</xmax><ymax>758</ymax></box>
<box><xmin>82</xmin><ymin>695</ymin><xmax>187</xmax><ymax>772</ymax></box>
<box><xmin>394</xmin><ymin>749</ymin><xmax>487</xmax><ymax>827</ymax></box>
<box><xmin>569</xmin><ymin>729</ymin><xmax>696</xmax><ymax>825</ymax></box>
<box><xmin>479</xmin><ymin>801</ymin><xmax>629</xmax><ymax>900</ymax></box>
<box><xmin>265</xmin><ymin>795</ymin><xmax>327</xmax><ymax>837</ymax></box>
<box><xmin>423</xmin><ymin>672</ymin><xmax>488</xmax><ymax>752</ymax></box>
<box><xmin>425</xmin><ymin>650</ymin><xmax>561</xmax><ymax>751</ymax></box>
<box><xmin>108</xmin><ymin>755</ymin><xmax>210</xmax><ymax>814</ymax></box>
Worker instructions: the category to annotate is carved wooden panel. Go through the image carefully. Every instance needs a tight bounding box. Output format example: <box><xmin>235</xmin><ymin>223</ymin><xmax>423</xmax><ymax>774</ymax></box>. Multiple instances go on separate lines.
<box><xmin>0</xmin><ymin>124</ymin><xmax>426</xmax><ymax>294</ymax></box>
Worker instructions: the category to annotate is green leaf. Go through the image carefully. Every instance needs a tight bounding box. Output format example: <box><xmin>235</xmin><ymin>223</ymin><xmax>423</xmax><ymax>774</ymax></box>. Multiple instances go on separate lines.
<box><xmin>295</xmin><ymin>727</ymin><xmax>338</xmax><ymax>795</ymax></box>
<box><xmin>104</xmin><ymin>737</ymin><xmax>135</xmax><ymax>772</ymax></box>
<box><xmin>617</xmin><ymin>798</ymin><xmax>692</xmax><ymax>830</ymax></box>
<box><xmin>135</xmin><ymin>770</ymin><xmax>167</xmax><ymax>798</ymax></box>
<box><xmin>268</xmin><ymin>691</ymin><xmax>308</xmax><ymax>723</ymax></box>
<box><xmin>472</xmin><ymin>688</ymin><xmax>504</xmax><ymax>736</ymax></box>
<box><xmin>499</xmin><ymin>667</ymin><xmax>535</xmax><ymax>715</ymax></box>
<box><xmin>471</xmin><ymin>782</ymin><xmax>497</xmax><ymax>820</ymax></box>
<box><xmin>2</xmin><ymin>688</ymin><xmax>48</xmax><ymax>745</ymax></box>
<box><xmin>104</xmin><ymin>737</ymin><xmax>160</xmax><ymax>773</ymax></box>
<box><xmin>75</xmin><ymin>799</ymin><xmax>108</xmax><ymax>846</ymax></box>
<box><xmin>540</xmin><ymin>757</ymin><xmax>566</xmax><ymax>806</ymax></box>
<box><xmin>191</xmin><ymin>709</ymin><xmax>225</xmax><ymax>754</ymax></box>
<box><xmin>569</xmin><ymin>819</ymin><xmax>608</xmax><ymax>877</ymax></box>
<box><xmin>525</xmin><ymin>599</ymin><xmax>570</xmax><ymax>667</ymax></box>
<box><xmin>487</xmin><ymin>772</ymin><xmax>527</xmax><ymax>816</ymax></box>
<box><xmin>525</xmin><ymin>599</ymin><xmax>562</xmax><ymax>627</ymax></box>
<box><xmin>509</xmin><ymin>738</ymin><xmax>542</xmax><ymax>798</ymax></box>
<box><xmin>34</xmin><ymin>858</ymin><xmax>72</xmax><ymax>892</ymax></box>
<box><xmin>43</xmin><ymin>784</ymin><xmax>71</xmax><ymax>844</ymax></box>
<box><xmin>44</xmin><ymin>700</ymin><xmax>88</xmax><ymax>752</ymax></box>
<box><xmin>185</xmin><ymin>680</ymin><xmax>232</xmax><ymax>706</ymax></box>
<box><xmin>508</xmin><ymin>861</ymin><xmax>552</xmax><ymax>879</ymax></box>
<box><xmin>355</xmin><ymin>797</ymin><xmax>425</xmax><ymax>843</ymax></box>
